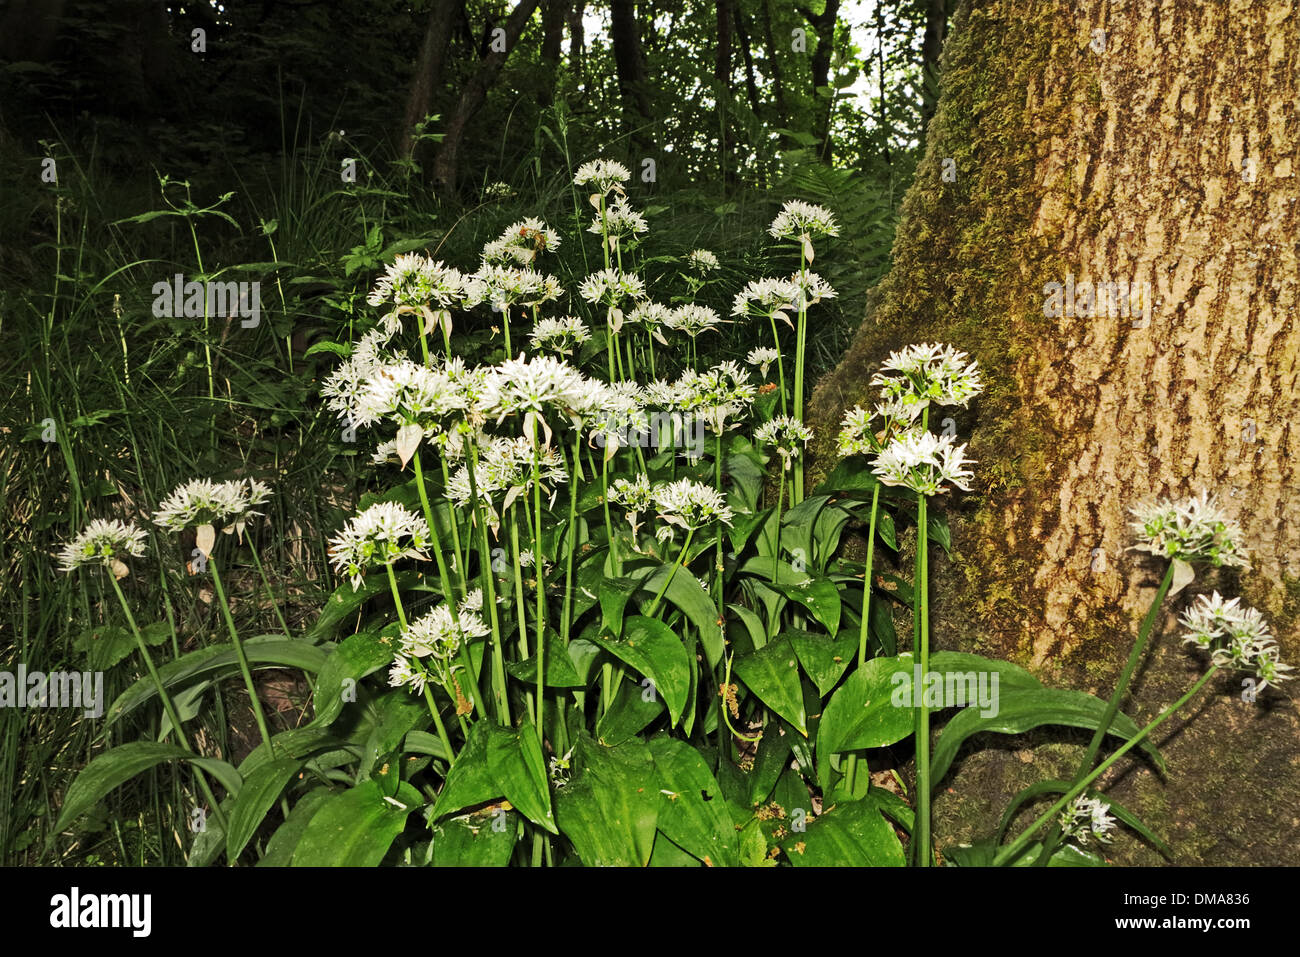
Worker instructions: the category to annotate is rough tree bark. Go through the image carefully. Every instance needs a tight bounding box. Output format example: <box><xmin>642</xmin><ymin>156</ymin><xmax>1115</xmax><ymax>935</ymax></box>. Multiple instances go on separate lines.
<box><xmin>919</xmin><ymin>0</ymin><xmax>950</xmax><ymax>125</ymax></box>
<box><xmin>431</xmin><ymin>0</ymin><xmax>541</xmax><ymax>194</ymax></box>
<box><xmin>537</xmin><ymin>0</ymin><xmax>568</xmax><ymax>107</ymax></box>
<box><xmin>808</xmin><ymin>0</ymin><xmax>1300</xmax><ymax>865</ymax></box>
<box><xmin>715</xmin><ymin>0</ymin><xmax>734</xmax><ymax>185</ymax></box>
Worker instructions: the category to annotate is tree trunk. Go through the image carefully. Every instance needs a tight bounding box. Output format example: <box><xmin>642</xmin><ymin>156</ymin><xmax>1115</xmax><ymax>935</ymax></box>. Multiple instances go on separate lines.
<box><xmin>734</xmin><ymin>1</ymin><xmax>762</xmax><ymax>117</ymax></box>
<box><xmin>538</xmin><ymin>0</ymin><xmax>567</xmax><ymax>107</ymax></box>
<box><xmin>430</xmin><ymin>0</ymin><xmax>541</xmax><ymax>195</ymax></box>
<box><xmin>715</xmin><ymin>0</ymin><xmax>734</xmax><ymax>185</ymax></box>
<box><xmin>919</xmin><ymin>0</ymin><xmax>949</xmax><ymax>126</ymax></box>
<box><xmin>400</xmin><ymin>0</ymin><xmax>457</xmax><ymax>160</ymax></box>
<box><xmin>801</xmin><ymin>0</ymin><xmax>839</xmax><ymax>162</ymax></box>
<box><xmin>808</xmin><ymin>0</ymin><xmax>1300</xmax><ymax>865</ymax></box>
<box><xmin>611</xmin><ymin>0</ymin><xmax>653</xmax><ymax>149</ymax></box>
<box><xmin>566</xmin><ymin>0</ymin><xmax>586</xmax><ymax>88</ymax></box>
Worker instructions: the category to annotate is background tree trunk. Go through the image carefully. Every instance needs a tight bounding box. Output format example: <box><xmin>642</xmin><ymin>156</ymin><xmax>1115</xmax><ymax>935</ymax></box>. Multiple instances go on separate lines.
<box><xmin>808</xmin><ymin>0</ymin><xmax>1300</xmax><ymax>865</ymax></box>
<box><xmin>800</xmin><ymin>0</ymin><xmax>840</xmax><ymax>162</ymax></box>
<box><xmin>919</xmin><ymin>0</ymin><xmax>950</xmax><ymax>126</ymax></box>
<box><xmin>715</xmin><ymin>0</ymin><xmax>734</xmax><ymax>186</ymax></box>
<box><xmin>611</xmin><ymin>0</ymin><xmax>653</xmax><ymax>150</ymax></box>
<box><xmin>537</xmin><ymin>0</ymin><xmax>568</xmax><ymax>107</ymax></box>
<box><xmin>431</xmin><ymin>0</ymin><xmax>541</xmax><ymax>195</ymax></box>
<box><xmin>400</xmin><ymin>0</ymin><xmax>458</xmax><ymax>160</ymax></box>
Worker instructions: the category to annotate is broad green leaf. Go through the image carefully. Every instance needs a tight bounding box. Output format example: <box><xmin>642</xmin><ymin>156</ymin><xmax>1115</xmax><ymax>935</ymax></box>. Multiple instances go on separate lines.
<box><xmin>105</xmin><ymin>637</ymin><xmax>327</xmax><ymax>728</ymax></box>
<box><xmin>359</xmin><ymin>690</ymin><xmax>430</xmax><ymax>780</ymax></box>
<box><xmin>787</xmin><ymin>629</ymin><xmax>857</xmax><ymax>697</ymax></box>
<box><xmin>928</xmin><ymin>651</ymin><xmax>1041</xmax><ymax>692</ymax></box>
<box><xmin>303</xmin><ymin>569</ymin><xmax>432</xmax><ymax>642</ymax></box>
<box><xmin>56</xmin><ymin>742</ymin><xmax>242</xmax><ymax>830</ymax></box>
<box><xmin>487</xmin><ymin>722</ymin><xmax>556</xmax><ymax>834</ymax></box>
<box><xmin>555</xmin><ymin>737</ymin><xmax>658</xmax><ymax>866</ymax></box>
<box><xmin>782</xmin><ymin>794</ymin><xmax>905</xmax><ymax>866</ymax></box>
<box><xmin>598</xmin><ymin>576</ymin><xmax>642</xmax><ymax>637</ymax></box>
<box><xmin>291</xmin><ymin>779</ymin><xmax>423</xmax><ymax>866</ymax></box>
<box><xmin>428</xmin><ymin>811</ymin><xmax>518</xmax><ymax>865</ymax></box>
<box><xmin>308</xmin><ymin>631</ymin><xmax>394</xmax><ymax>728</ymax></box>
<box><xmin>596</xmin><ymin>677</ymin><xmax>665</xmax><ymax>746</ymax></box>
<box><xmin>631</xmin><ymin>564</ymin><xmax>723</xmax><ymax>668</ymax></box>
<box><xmin>431</xmin><ymin>722</ymin><xmax>501</xmax><ymax>820</ymax></box>
<box><xmin>588</xmin><ymin>616</ymin><xmax>690</xmax><ymax>726</ymax></box>
<box><xmin>226</xmin><ymin>757</ymin><xmax>304</xmax><ymax>861</ymax></box>
<box><xmin>733</xmin><ymin>637</ymin><xmax>807</xmax><ymax>736</ymax></box>
<box><xmin>995</xmin><ymin>780</ymin><xmax>1171</xmax><ymax>858</ymax></box>
<box><xmin>818</xmin><ymin>654</ymin><xmax>916</xmax><ymax>753</ymax></box>
<box><xmin>505</xmin><ymin>636</ymin><xmax>586</xmax><ymax>688</ymax></box>
<box><xmin>257</xmin><ymin>788</ymin><xmax>333</xmax><ymax>866</ymax></box>
<box><xmin>648</xmin><ymin>737</ymin><xmax>738</xmax><ymax>867</ymax></box>
<box><xmin>930</xmin><ymin>688</ymin><xmax>1166</xmax><ymax>786</ymax></box>
<box><xmin>403</xmin><ymin>730</ymin><xmax>452</xmax><ymax>760</ymax></box>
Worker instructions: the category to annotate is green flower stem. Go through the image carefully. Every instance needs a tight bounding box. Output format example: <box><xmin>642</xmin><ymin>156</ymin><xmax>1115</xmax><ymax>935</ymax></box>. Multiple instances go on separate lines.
<box><xmin>915</xmin><ymin>491</ymin><xmax>932</xmax><ymax>866</ymax></box>
<box><xmin>771</xmin><ymin>466</ymin><xmax>784</xmax><ymax>622</ymax></box>
<box><xmin>502</xmin><ymin>305</ymin><xmax>512</xmax><ymax>356</ymax></box>
<box><xmin>208</xmin><ymin>553</ymin><xmax>275</xmax><ymax>757</ymax></box>
<box><xmin>647</xmin><ymin>528</ymin><xmax>696</xmax><ymax>619</ymax></box>
<box><xmin>466</xmin><ymin>440</ymin><xmax>510</xmax><ymax>722</ymax></box>
<box><xmin>509</xmin><ymin>509</ymin><xmax>536</xmax><ymax>722</ymax></box>
<box><xmin>844</xmin><ymin>482</ymin><xmax>882</xmax><ymax>796</ymax></box>
<box><xmin>646</xmin><ymin>330</ymin><xmax>657</xmax><ymax>380</ymax></box>
<box><xmin>997</xmin><ymin>666</ymin><xmax>1218</xmax><ymax>867</ymax></box>
<box><xmin>1032</xmin><ymin>559</ymin><xmax>1177</xmax><ymax>865</ymax></box>
<box><xmin>531</xmin><ymin>429</ymin><xmax>547</xmax><ymax>746</ymax></box>
<box><xmin>437</xmin><ymin>457</ymin><xmax>467</xmax><ymax>596</ymax></box>
<box><xmin>386</xmin><ymin>564</ymin><xmax>456</xmax><ymax>763</ymax></box>
<box><xmin>413</xmin><ymin>449</ymin><xmax>483</xmax><ymax>719</ymax></box>
<box><xmin>792</xmin><ymin>253</ymin><xmax>808</xmax><ymax>504</ymax></box>
<box><xmin>561</xmin><ymin>433</ymin><xmax>582</xmax><ymax>648</ymax></box>
<box><xmin>768</xmin><ymin>315</ymin><xmax>789</xmax><ymax>419</ymax></box>
<box><xmin>108</xmin><ymin>575</ymin><xmax>228</xmax><ymax>831</ymax></box>
<box><xmin>713</xmin><ymin>432</ymin><xmax>725</xmax><ymax>627</ymax></box>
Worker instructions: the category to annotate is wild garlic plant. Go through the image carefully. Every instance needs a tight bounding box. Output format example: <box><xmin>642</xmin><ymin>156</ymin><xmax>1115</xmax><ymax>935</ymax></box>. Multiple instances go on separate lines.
<box><xmin>53</xmin><ymin>163</ymin><xmax>1288</xmax><ymax>868</ymax></box>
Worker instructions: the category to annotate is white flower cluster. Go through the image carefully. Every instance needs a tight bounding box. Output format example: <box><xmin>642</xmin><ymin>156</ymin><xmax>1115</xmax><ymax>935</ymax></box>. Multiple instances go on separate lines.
<box><xmin>836</xmin><ymin>400</ymin><xmax>921</xmax><ymax>458</ymax></box>
<box><xmin>154</xmin><ymin>478</ymin><xmax>272</xmax><ymax>533</ymax></box>
<box><xmin>578</xmin><ymin>268</ymin><xmax>645</xmax><ymax>307</ymax></box>
<box><xmin>1129</xmin><ymin>492</ymin><xmax>1250</xmax><ymax>569</ymax></box>
<box><xmin>1058</xmin><ymin>795</ymin><xmax>1117</xmax><ymax>847</ymax></box>
<box><xmin>574</xmin><ymin>159</ymin><xmax>631</xmax><ymax>194</ymax></box>
<box><xmin>327</xmin><ymin>501</ymin><xmax>431</xmax><ymax>590</ymax></box>
<box><xmin>481</xmin><ymin>218</ymin><xmax>561</xmax><ymax>266</ymax></box>
<box><xmin>871</xmin><ymin>431</ymin><xmax>975</xmax><ymax>496</ymax></box>
<box><xmin>755</xmin><ymin>416</ymin><xmax>813</xmax><ymax>469</ymax></box>
<box><xmin>591</xmin><ymin>199</ymin><xmax>647</xmax><ymax>239</ymax></box>
<box><xmin>366</xmin><ymin>254</ymin><xmax>468</xmax><ymax>310</ymax></box>
<box><xmin>768</xmin><ymin>200</ymin><xmax>839</xmax><ymax>241</ymax></box>
<box><xmin>59</xmin><ymin>518</ymin><xmax>148</xmax><ymax>573</ymax></box>
<box><xmin>652</xmin><ymin>478</ymin><xmax>734</xmax><ymax>532</ymax></box>
<box><xmin>871</xmin><ymin>342</ymin><xmax>984</xmax><ymax>414</ymax></box>
<box><xmin>1179</xmin><ymin>592</ymin><xmax>1292</xmax><ymax>691</ymax></box>
<box><xmin>686</xmin><ymin>249</ymin><xmax>719</xmax><ymax>273</ymax></box>
<box><xmin>732</xmin><ymin>277</ymin><xmax>797</xmax><ymax>320</ymax></box>
<box><xmin>388</xmin><ymin>593</ymin><xmax>493</xmax><ymax>696</ymax></box>
<box><xmin>465</xmin><ymin>264</ymin><xmax>562</xmax><ymax>310</ymax></box>
<box><xmin>529</xmin><ymin>315</ymin><xmax>592</xmax><ymax>356</ymax></box>
<box><xmin>746</xmin><ymin>346</ymin><xmax>779</xmax><ymax>376</ymax></box>
<box><xmin>661</xmin><ymin>304</ymin><xmax>723</xmax><ymax>339</ymax></box>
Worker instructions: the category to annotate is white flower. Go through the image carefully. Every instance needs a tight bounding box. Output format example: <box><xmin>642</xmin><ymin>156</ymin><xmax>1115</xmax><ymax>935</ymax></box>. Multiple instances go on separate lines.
<box><xmin>399</xmin><ymin>604</ymin><xmax>489</xmax><ymax>660</ymax></box>
<box><xmin>1179</xmin><ymin>592</ymin><xmax>1292</xmax><ymax>691</ymax></box>
<box><xmin>320</xmin><ymin>328</ymin><xmax>396</xmax><ymax>427</ymax></box>
<box><xmin>353</xmin><ymin>358</ymin><xmax>468</xmax><ymax>431</ymax></box>
<box><xmin>746</xmin><ymin>347</ymin><xmax>780</xmax><ymax>376</ymax></box>
<box><xmin>872</xmin><ymin>431</ymin><xmax>975</xmax><ymax>496</ymax></box>
<box><xmin>662</xmin><ymin>304</ymin><xmax>723</xmax><ymax>339</ymax></box>
<box><xmin>1059</xmin><ymin>795</ymin><xmax>1116</xmax><ymax>846</ymax></box>
<box><xmin>732</xmin><ymin>278</ymin><xmax>798</xmax><ymax>322</ymax></box>
<box><xmin>59</xmin><ymin>518</ymin><xmax>148</xmax><ymax>573</ymax></box>
<box><xmin>327</xmin><ymin>502</ymin><xmax>431</xmax><ymax>590</ymax></box>
<box><xmin>578</xmin><ymin>269</ymin><xmax>645</xmax><ymax>306</ymax></box>
<box><xmin>591</xmin><ymin>199</ymin><xmax>647</xmax><ymax>238</ymax></box>
<box><xmin>1129</xmin><ymin>492</ymin><xmax>1250</xmax><ymax>569</ymax></box>
<box><xmin>627</xmin><ymin>302</ymin><xmax>672</xmax><ymax>329</ymax></box>
<box><xmin>872</xmin><ymin>342</ymin><xmax>985</xmax><ymax>412</ymax></box>
<box><xmin>465</xmin><ymin>265</ymin><xmax>561</xmax><ymax>310</ymax></box>
<box><xmin>768</xmin><ymin>200</ymin><xmax>839</xmax><ymax>241</ymax></box>
<box><xmin>652</xmin><ymin>478</ymin><xmax>734</xmax><ymax>530</ymax></box>
<box><xmin>687</xmin><ymin>249</ymin><xmax>720</xmax><ymax>273</ymax></box>
<box><xmin>755</xmin><ymin>416</ymin><xmax>813</xmax><ymax>469</ymax></box>
<box><xmin>836</xmin><ymin>401</ymin><xmax>922</xmax><ymax>458</ymax></box>
<box><xmin>482</xmin><ymin>353</ymin><xmax>592</xmax><ymax>424</ymax></box>
<box><xmin>788</xmin><ymin>271</ymin><xmax>837</xmax><ymax>309</ymax></box>
<box><xmin>154</xmin><ymin>478</ymin><xmax>272</xmax><ymax>533</ymax></box>
<box><xmin>367</xmin><ymin>255</ymin><xmax>466</xmax><ymax>310</ymax></box>
<box><xmin>574</xmin><ymin>158</ymin><xmax>631</xmax><ymax>194</ymax></box>
<box><xmin>672</xmin><ymin>362</ymin><xmax>757</xmax><ymax>433</ymax></box>
<box><xmin>483</xmin><ymin>218</ymin><xmax>561</xmax><ymax>266</ymax></box>
<box><xmin>388</xmin><ymin>654</ymin><xmax>430</xmax><ymax>695</ymax></box>
<box><xmin>610</xmin><ymin>474</ymin><xmax>654</xmax><ymax>512</ymax></box>
<box><xmin>529</xmin><ymin>316</ymin><xmax>592</xmax><ymax>356</ymax></box>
